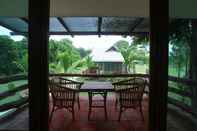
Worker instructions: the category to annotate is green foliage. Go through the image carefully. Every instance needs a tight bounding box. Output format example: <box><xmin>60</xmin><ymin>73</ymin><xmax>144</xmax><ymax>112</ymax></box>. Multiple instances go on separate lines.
<box><xmin>77</xmin><ymin>48</ymin><xmax>91</xmax><ymax>58</ymax></box>
<box><xmin>0</xmin><ymin>36</ymin><xmax>28</xmax><ymax>76</ymax></box>
<box><xmin>0</xmin><ymin>36</ymin><xmax>21</xmax><ymax>75</ymax></box>
<box><xmin>169</xmin><ymin>20</ymin><xmax>191</xmax><ymax>78</ymax></box>
<box><xmin>15</xmin><ymin>38</ymin><xmax>28</xmax><ymax>73</ymax></box>
<box><xmin>7</xmin><ymin>83</ymin><xmax>15</xmax><ymax>91</ymax></box>
<box><xmin>169</xmin><ymin>20</ymin><xmax>191</xmax><ymax>45</ymax></box>
<box><xmin>114</xmin><ymin>39</ymin><xmax>149</xmax><ymax>73</ymax></box>
<box><xmin>48</xmin><ymin>38</ymin><xmax>95</xmax><ymax>73</ymax></box>
<box><xmin>169</xmin><ymin>39</ymin><xmax>190</xmax><ymax>78</ymax></box>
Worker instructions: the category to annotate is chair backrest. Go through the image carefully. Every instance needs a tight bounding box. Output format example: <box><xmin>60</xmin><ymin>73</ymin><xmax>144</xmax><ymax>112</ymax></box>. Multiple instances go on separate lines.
<box><xmin>114</xmin><ymin>77</ymin><xmax>146</xmax><ymax>107</ymax></box>
<box><xmin>59</xmin><ymin>77</ymin><xmax>83</xmax><ymax>90</ymax></box>
<box><xmin>49</xmin><ymin>78</ymin><xmax>76</xmax><ymax>108</ymax></box>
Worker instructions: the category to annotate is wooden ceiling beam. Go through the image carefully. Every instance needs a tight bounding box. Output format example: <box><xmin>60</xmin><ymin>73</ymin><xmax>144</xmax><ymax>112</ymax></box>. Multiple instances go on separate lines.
<box><xmin>20</xmin><ymin>17</ymin><xmax>29</xmax><ymax>24</ymax></box>
<box><xmin>129</xmin><ymin>18</ymin><xmax>144</xmax><ymax>33</ymax></box>
<box><xmin>0</xmin><ymin>21</ymin><xmax>21</xmax><ymax>33</ymax></box>
<box><xmin>57</xmin><ymin>17</ymin><xmax>73</xmax><ymax>37</ymax></box>
<box><xmin>98</xmin><ymin>17</ymin><xmax>102</xmax><ymax>37</ymax></box>
<box><xmin>11</xmin><ymin>31</ymin><xmax>149</xmax><ymax>36</ymax></box>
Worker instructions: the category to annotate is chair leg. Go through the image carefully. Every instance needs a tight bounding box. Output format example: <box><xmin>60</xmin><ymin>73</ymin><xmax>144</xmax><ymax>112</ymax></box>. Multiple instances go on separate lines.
<box><xmin>49</xmin><ymin>106</ymin><xmax>55</xmax><ymax>123</ymax></box>
<box><xmin>104</xmin><ymin>92</ymin><xmax>108</xmax><ymax>120</ymax></box>
<box><xmin>139</xmin><ymin>104</ymin><xmax>144</xmax><ymax>121</ymax></box>
<box><xmin>115</xmin><ymin>98</ymin><xmax>118</xmax><ymax>110</ymax></box>
<box><xmin>77</xmin><ymin>95</ymin><xmax>80</xmax><ymax>110</ymax></box>
<box><xmin>118</xmin><ymin>107</ymin><xmax>123</xmax><ymax>121</ymax></box>
<box><xmin>72</xmin><ymin>107</ymin><xmax>75</xmax><ymax>121</ymax></box>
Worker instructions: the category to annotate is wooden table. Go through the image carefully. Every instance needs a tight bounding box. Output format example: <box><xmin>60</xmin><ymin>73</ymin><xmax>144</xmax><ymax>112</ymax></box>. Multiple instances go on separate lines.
<box><xmin>80</xmin><ymin>81</ymin><xmax>114</xmax><ymax>120</ymax></box>
<box><xmin>80</xmin><ymin>81</ymin><xmax>114</xmax><ymax>92</ymax></box>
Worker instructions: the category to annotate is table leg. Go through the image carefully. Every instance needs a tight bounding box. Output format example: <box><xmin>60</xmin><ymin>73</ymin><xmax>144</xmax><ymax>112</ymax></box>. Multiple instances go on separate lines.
<box><xmin>104</xmin><ymin>91</ymin><xmax>108</xmax><ymax>120</ymax></box>
<box><xmin>88</xmin><ymin>92</ymin><xmax>92</xmax><ymax>120</ymax></box>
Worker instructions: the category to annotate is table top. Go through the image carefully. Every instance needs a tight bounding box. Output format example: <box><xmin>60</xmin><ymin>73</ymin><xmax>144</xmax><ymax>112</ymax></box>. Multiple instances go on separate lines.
<box><xmin>80</xmin><ymin>81</ymin><xmax>114</xmax><ymax>92</ymax></box>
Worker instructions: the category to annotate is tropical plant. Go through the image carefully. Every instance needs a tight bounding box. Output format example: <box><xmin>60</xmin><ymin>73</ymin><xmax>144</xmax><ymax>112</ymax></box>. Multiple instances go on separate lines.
<box><xmin>48</xmin><ymin>38</ymin><xmax>94</xmax><ymax>74</ymax></box>
<box><xmin>114</xmin><ymin>39</ymin><xmax>149</xmax><ymax>73</ymax></box>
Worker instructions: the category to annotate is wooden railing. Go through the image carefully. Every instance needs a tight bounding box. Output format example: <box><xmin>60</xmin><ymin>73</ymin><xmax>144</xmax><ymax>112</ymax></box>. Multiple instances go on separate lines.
<box><xmin>0</xmin><ymin>73</ymin><xmax>196</xmax><ymax>121</ymax></box>
<box><xmin>50</xmin><ymin>73</ymin><xmax>150</xmax><ymax>78</ymax></box>
<box><xmin>168</xmin><ymin>76</ymin><xmax>197</xmax><ymax>117</ymax></box>
<box><xmin>0</xmin><ymin>74</ymin><xmax>28</xmax><ymax>122</ymax></box>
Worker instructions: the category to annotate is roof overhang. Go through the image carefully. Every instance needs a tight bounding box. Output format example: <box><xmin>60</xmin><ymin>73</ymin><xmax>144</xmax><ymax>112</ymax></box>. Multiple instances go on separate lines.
<box><xmin>0</xmin><ymin>17</ymin><xmax>150</xmax><ymax>36</ymax></box>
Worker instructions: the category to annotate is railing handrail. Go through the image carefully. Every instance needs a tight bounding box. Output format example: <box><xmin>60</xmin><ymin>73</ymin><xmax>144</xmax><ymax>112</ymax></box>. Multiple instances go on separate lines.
<box><xmin>50</xmin><ymin>73</ymin><xmax>150</xmax><ymax>78</ymax></box>
<box><xmin>0</xmin><ymin>84</ymin><xmax>28</xmax><ymax>101</ymax></box>
<box><xmin>168</xmin><ymin>76</ymin><xmax>197</xmax><ymax>86</ymax></box>
<box><xmin>0</xmin><ymin>73</ymin><xmax>197</xmax><ymax>120</ymax></box>
<box><xmin>0</xmin><ymin>74</ymin><xmax>27</xmax><ymax>84</ymax></box>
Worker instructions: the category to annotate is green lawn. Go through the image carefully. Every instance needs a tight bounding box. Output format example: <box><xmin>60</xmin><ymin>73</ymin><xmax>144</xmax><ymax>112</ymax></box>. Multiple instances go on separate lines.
<box><xmin>168</xmin><ymin>66</ymin><xmax>186</xmax><ymax>77</ymax></box>
<box><xmin>135</xmin><ymin>64</ymin><xmax>148</xmax><ymax>74</ymax></box>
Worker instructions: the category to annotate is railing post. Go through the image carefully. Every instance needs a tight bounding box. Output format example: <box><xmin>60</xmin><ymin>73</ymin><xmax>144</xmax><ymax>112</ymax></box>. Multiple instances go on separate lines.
<box><xmin>29</xmin><ymin>0</ymin><xmax>50</xmax><ymax>130</ymax></box>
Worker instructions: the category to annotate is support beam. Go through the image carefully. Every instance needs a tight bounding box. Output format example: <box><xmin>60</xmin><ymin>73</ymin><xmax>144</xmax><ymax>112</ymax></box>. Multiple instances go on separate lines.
<box><xmin>29</xmin><ymin>0</ymin><xmax>50</xmax><ymax>131</ymax></box>
<box><xmin>57</xmin><ymin>17</ymin><xmax>73</xmax><ymax>37</ymax></box>
<box><xmin>149</xmin><ymin>0</ymin><xmax>169</xmax><ymax>131</ymax></box>
<box><xmin>0</xmin><ymin>21</ymin><xmax>21</xmax><ymax>33</ymax></box>
<box><xmin>98</xmin><ymin>17</ymin><xmax>102</xmax><ymax>37</ymax></box>
<box><xmin>20</xmin><ymin>17</ymin><xmax>29</xmax><ymax>24</ymax></box>
<box><xmin>129</xmin><ymin>18</ymin><xmax>144</xmax><ymax>33</ymax></box>
<box><xmin>11</xmin><ymin>31</ymin><xmax>149</xmax><ymax>36</ymax></box>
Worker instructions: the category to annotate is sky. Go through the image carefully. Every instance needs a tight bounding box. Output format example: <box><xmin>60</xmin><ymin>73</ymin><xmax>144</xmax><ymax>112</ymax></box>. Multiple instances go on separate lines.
<box><xmin>0</xmin><ymin>26</ymin><xmax>133</xmax><ymax>53</ymax></box>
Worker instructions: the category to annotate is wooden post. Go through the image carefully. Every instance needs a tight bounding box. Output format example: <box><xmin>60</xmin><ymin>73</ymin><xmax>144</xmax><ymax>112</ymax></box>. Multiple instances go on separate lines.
<box><xmin>28</xmin><ymin>0</ymin><xmax>50</xmax><ymax>130</ymax></box>
<box><xmin>149</xmin><ymin>0</ymin><xmax>169</xmax><ymax>131</ymax></box>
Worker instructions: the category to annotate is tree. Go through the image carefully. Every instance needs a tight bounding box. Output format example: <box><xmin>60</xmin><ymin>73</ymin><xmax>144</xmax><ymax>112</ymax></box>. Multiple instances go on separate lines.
<box><xmin>169</xmin><ymin>20</ymin><xmax>192</xmax><ymax>78</ymax></box>
<box><xmin>48</xmin><ymin>38</ymin><xmax>94</xmax><ymax>74</ymax></box>
<box><xmin>15</xmin><ymin>38</ymin><xmax>28</xmax><ymax>73</ymax></box>
<box><xmin>169</xmin><ymin>39</ymin><xmax>190</xmax><ymax>78</ymax></box>
<box><xmin>77</xmin><ymin>48</ymin><xmax>91</xmax><ymax>58</ymax></box>
<box><xmin>114</xmin><ymin>40</ymin><xmax>148</xmax><ymax>73</ymax></box>
<box><xmin>0</xmin><ymin>36</ymin><xmax>20</xmax><ymax>75</ymax></box>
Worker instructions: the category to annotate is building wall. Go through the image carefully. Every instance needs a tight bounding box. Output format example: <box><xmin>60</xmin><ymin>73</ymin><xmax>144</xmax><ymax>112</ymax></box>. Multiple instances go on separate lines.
<box><xmin>96</xmin><ymin>62</ymin><xmax>127</xmax><ymax>74</ymax></box>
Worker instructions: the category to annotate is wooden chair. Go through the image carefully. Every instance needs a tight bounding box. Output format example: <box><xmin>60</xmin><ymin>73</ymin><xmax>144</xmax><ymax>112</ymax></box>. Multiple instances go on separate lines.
<box><xmin>49</xmin><ymin>78</ymin><xmax>82</xmax><ymax>122</ymax></box>
<box><xmin>59</xmin><ymin>77</ymin><xmax>83</xmax><ymax>109</ymax></box>
<box><xmin>113</xmin><ymin>77</ymin><xmax>146</xmax><ymax>121</ymax></box>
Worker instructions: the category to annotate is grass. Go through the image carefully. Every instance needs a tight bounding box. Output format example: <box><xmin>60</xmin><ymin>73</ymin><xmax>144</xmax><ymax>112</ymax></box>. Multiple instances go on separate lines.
<box><xmin>168</xmin><ymin>66</ymin><xmax>186</xmax><ymax>78</ymax></box>
<box><xmin>135</xmin><ymin>64</ymin><xmax>148</xmax><ymax>74</ymax></box>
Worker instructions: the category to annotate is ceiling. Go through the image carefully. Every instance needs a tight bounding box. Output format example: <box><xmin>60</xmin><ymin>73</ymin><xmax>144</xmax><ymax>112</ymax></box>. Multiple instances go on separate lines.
<box><xmin>0</xmin><ymin>0</ymin><xmax>196</xmax><ymax>36</ymax></box>
<box><xmin>0</xmin><ymin>0</ymin><xmax>197</xmax><ymax>18</ymax></box>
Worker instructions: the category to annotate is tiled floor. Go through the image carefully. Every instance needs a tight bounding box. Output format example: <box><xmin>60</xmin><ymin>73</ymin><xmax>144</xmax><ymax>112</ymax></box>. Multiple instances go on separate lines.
<box><xmin>1</xmin><ymin>94</ymin><xmax>196</xmax><ymax>131</ymax></box>
<box><xmin>49</xmin><ymin>94</ymin><xmax>149</xmax><ymax>131</ymax></box>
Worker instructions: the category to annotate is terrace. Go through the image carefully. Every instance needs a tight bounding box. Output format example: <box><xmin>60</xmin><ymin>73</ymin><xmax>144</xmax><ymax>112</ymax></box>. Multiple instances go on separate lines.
<box><xmin>0</xmin><ymin>74</ymin><xmax>197</xmax><ymax>131</ymax></box>
<box><xmin>1</xmin><ymin>0</ymin><xmax>197</xmax><ymax>131</ymax></box>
